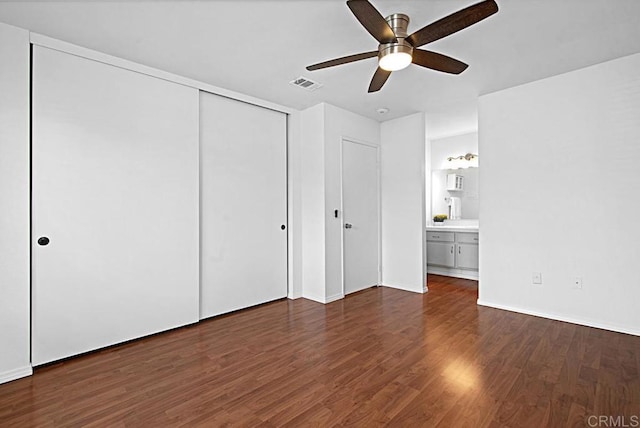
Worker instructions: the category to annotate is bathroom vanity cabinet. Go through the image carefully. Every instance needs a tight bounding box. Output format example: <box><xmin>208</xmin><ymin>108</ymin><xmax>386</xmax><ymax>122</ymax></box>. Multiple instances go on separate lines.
<box><xmin>426</xmin><ymin>228</ymin><xmax>479</xmax><ymax>280</ymax></box>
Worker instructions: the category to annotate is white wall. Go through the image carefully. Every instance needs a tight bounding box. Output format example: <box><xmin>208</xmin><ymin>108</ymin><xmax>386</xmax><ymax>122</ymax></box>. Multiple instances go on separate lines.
<box><xmin>380</xmin><ymin>113</ymin><xmax>427</xmax><ymax>293</ymax></box>
<box><xmin>299</xmin><ymin>104</ymin><xmax>326</xmax><ymax>303</ymax></box>
<box><xmin>0</xmin><ymin>22</ymin><xmax>31</xmax><ymax>383</ymax></box>
<box><xmin>323</xmin><ymin>104</ymin><xmax>380</xmax><ymax>301</ymax></box>
<box><xmin>430</xmin><ymin>132</ymin><xmax>478</xmax><ymax>171</ymax></box>
<box><xmin>425</xmin><ymin>128</ymin><xmax>432</xmax><ymax>229</ymax></box>
<box><xmin>287</xmin><ymin>111</ymin><xmax>303</xmax><ymax>299</ymax></box>
<box><xmin>478</xmin><ymin>53</ymin><xmax>640</xmax><ymax>336</ymax></box>
<box><xmin>298</xmin><ymin>103</ymin><xmax>380</xmax><ymax>303</ymax></box>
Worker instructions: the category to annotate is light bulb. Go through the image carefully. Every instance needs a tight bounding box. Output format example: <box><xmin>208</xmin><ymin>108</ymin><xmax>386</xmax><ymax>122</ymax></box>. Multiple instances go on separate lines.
<box><xmin>379</xmin><ymin>52</ymin><xmax>412</xmax><ymax>71</ymax></box>
<box><xmin>378</xmin><ymin>40</ymin><xmax>413</xmax><ymax>72</ymax></box>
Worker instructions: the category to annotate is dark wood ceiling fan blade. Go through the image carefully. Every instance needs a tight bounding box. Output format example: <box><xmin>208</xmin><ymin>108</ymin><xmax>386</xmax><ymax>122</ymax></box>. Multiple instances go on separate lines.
<box><xmin>368</xmin><ymin>67</ymin><xmax>391</xmax><ymax>92</ymax></box>
<box><xmin>412</xmin><ymin>50</ymin><xmax>469</xmax><ymax>74</ymax></box>
<box><xmin>347</xmin><ymin>0</ymin><xmax>397</xmax><ymax>43</ymax></box>
<box><xmin>306</xmin><ymin>51</ymin><xmax>378</xmax><ymax>71</ymax></box>
<box><xmin>407</xmin><ymin>0</ymin><xmax>498</xmax><ymax>48</ymax></box>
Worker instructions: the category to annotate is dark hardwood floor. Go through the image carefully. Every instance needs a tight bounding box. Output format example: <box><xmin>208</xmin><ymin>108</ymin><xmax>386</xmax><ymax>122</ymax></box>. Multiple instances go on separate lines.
<box><xmin>1</xmin><ymin>274</ymin><xmax>639</xmax><ymax>427</ymax></box>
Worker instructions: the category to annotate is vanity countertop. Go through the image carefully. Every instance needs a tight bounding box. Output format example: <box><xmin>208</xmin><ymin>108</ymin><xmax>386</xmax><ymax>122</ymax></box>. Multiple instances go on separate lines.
<box><xmin>426</xmin><ymin>224</ymin><xmax>479</xmax><ymax>232</ymax></box>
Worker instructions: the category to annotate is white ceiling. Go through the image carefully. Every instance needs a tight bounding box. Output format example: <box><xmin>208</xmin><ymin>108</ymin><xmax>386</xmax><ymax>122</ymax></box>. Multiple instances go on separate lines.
<box><xmin>1</xmin><ymin>0</ymin><xmax>640</xmax><ymax>138</ymax></box>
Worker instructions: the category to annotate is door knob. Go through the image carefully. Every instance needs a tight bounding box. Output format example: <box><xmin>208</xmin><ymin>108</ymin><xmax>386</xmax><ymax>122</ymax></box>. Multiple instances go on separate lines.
<box><xmin>345</xmin><ymin>223</ymin><xmax>353</xmax><ymax>229</ymax></box>
<box><xmin>37</xmin><ymin>236</ymin><xmax>50</xmax><ymax>246</ymax></box>
<box><xmin>281</xmin><ymin>224</ymin><xmax>286</xmax><ymax>230</ymax></box>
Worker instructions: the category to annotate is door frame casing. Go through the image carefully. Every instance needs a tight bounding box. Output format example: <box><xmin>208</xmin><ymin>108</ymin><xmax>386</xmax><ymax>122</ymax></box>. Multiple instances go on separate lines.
<box><xmin>339</xmin><ymin>137</ymin><xmax>382</xmax><ymax>297</ymax></box>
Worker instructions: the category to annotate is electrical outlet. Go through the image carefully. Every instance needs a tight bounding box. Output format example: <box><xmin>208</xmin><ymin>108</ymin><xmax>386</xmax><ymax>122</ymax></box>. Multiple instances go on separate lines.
<box><xmin>532</xmin><ymin>272</ymin><xmax>542</xmax><ymax>285</ymax></box>
<box><xmin>572</xmin><ymin>277</ymin><xmax>583</xmax><ymax>289</ymax></box>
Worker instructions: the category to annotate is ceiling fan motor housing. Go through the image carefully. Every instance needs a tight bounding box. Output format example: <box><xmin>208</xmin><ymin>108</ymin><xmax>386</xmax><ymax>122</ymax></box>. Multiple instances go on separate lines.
<box><xmin>385</xmin><ymin>13</ymin><xmax>410</xmax><ymax>38</ymax></box>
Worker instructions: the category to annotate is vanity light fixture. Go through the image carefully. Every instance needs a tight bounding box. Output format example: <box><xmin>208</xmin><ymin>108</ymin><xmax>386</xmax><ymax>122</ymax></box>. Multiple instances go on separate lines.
<box><xmin>446</xmin><ymin>153</ymin><xmax>478</xmax><ymax>169</ymax></box>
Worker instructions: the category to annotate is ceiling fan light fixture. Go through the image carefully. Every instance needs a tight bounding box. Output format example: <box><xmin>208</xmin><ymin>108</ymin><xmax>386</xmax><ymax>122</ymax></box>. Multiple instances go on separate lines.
<box><xmin>378</xmin><ymin>40</ymin><xmax>413</xmax><ymax>71</ymax></box>
<box><xmin>305</xmin><ymin>0</ymin><xmax>499</xmax><ymax>92</ymax></box>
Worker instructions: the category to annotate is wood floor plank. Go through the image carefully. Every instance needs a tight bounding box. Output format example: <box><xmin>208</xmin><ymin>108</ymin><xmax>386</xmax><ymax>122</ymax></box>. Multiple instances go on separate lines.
<box><xmin>1</xmin><ymin>274</ymin><xmax>640</xmax><ymax>427</ymax></box>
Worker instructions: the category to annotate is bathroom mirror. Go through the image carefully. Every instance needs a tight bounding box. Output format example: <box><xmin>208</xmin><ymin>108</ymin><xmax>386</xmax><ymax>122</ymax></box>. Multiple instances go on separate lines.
<box><xmin>431</xmin><ymin>168</ymin><xmax>479</xmax><ymax>220</ymax></box>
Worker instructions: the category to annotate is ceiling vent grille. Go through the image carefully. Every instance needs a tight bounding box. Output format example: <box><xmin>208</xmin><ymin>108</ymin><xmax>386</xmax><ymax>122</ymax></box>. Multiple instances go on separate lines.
<box><xmin>289</xmin><ymin>76</ymin><xmax>323</xmax><ymax>91</ymax></box>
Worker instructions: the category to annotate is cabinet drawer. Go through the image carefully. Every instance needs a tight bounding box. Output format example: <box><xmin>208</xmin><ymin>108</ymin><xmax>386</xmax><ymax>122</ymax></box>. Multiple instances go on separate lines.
<box><xmin>456</xmin><ymin>232</ymin><xmax>479</xmax><ymax>244</ymax></box>
<box><xmin>426</xmin><ymin>231</ymin><xmax>454</xmax><ymax>242</ymax></box>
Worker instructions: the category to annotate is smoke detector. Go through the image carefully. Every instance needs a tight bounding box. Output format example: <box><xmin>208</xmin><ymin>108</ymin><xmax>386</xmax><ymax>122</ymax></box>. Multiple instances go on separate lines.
<box><xmin>376</xmin><ymin>107</ymin><xmax>389</xmax><ymax>115</ymax></box>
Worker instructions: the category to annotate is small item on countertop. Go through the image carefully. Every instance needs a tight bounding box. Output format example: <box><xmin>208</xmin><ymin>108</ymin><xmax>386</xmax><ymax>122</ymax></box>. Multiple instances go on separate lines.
<box><xmin>433</xmin><ymin>214</ymin><xmax>448</xmax><ymax>223</ymax></box>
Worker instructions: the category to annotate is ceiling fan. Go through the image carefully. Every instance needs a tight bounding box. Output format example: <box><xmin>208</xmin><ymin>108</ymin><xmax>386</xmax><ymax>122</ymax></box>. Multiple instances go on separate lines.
<box><xmin>306</xmin><ymin>0</ymin><xmax>499</xmax><ymax>92</ymax></box>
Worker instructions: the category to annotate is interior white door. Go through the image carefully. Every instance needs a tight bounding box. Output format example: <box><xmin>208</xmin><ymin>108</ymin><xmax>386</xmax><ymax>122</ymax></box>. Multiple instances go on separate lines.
<box><xmin>342</xmin><ymin>139</ymin><xmax>380</xmax><ymax>294</ymax></box>
<box><xmin>32</xmin><ymin>46</ymin><xmax>200</xmax><ymax>366</ymax></box>
<box><xmin>200</xmin><ymin>92</ymin><xmax>287</xmax><ymax>318</ymax></box>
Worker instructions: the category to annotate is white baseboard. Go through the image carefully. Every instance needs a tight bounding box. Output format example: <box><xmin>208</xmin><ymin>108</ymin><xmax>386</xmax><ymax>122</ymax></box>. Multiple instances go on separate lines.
<box><xmin>302</xmin><ymin>292</ymin><xmax>344</xmax><ymax>304</ymax></box>
<box><xmin>325</xmin><ymin>293</ymin><xmax>344</xmax><ymax>303</ymax></box>
<box><xmin>427</xmin><ymin>267</ymin><xmax>478</xmax><ymax>280</ymax></box>
<box><xmin>477</xmin><ymin>300</ymin><xmax>640</xmax><ymax>337</ymax></box>
<box><xmin>0</xmin><ymin>365</ymin><xmax>33</xmax><ymax>385</ymax></box>
<box><xmin>380</xmin><ymin>283</ymin><xmax>426</xmax><ymax>294</ymax></box>
<box><xmin>301</xmin><ymin>292</ymin><xmax>324</xmax><ymax>304</ymax></box>
<box><xmin>287</xmin><ymin>292</ymin><xmax>302</xmax><ymax>300</ymax></box>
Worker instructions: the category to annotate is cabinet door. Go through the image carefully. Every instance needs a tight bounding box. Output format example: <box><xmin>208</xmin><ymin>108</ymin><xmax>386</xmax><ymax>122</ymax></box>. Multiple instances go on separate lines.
<box><xmin>456</xmin><ymin>244</ymin><xmax>479</xmax><ymax>270</ymax></box>
<box><xmin>427</xmin><ymin>241</ymin><xmax>455</xmax><ymax>267</ymax></box>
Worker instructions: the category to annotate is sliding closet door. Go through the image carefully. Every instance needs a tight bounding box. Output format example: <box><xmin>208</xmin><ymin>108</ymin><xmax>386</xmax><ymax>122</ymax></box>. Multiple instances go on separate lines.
<box><xmin>32</xmin><ymin>46</ymin><xmax>199</xmax><ymax>365</ymax></box>
<box><xmin>200</xmin><ymin>92</ymin><xmax>287</xmax><ymax>318</ymax></box>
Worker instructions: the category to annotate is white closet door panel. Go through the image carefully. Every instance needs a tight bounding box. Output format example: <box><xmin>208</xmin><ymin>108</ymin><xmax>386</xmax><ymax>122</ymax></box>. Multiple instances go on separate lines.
<box><xmin>200</xmin><ymin>92</ymin><xmax>287</xmax><ymax>318</ymax></box>
<box><xmin>32</xmin><ymin>46</ymin><xmax>199</xmax><ymax>365</ymax></box>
